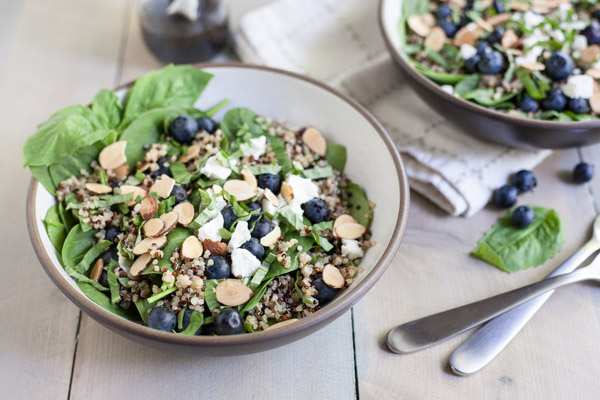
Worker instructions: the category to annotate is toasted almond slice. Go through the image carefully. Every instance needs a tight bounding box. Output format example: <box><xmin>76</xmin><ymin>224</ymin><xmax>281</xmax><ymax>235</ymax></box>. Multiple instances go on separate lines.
<box><xmin>120</xmin><ymin>185</ymin><xmax>147</xmax><ymax>206</ymax></box>
<box><xmin>587</xmin><ymin>69</ymin><xmax>600</xmax><ymax>79</ymax></box>
<box><xmin>594</xmin><ymin>80</ymin><xmax>600</xmax><ymax>94</ymax></box>
<box><xmin>113</xmin><ymin>163</ymin><xmax>130</xmax><ymax>180</ymax></box>
<box><xmin>335</xmin><ymin>222</ymin><xmax>366</xmax><ymax>240</ymax></box>
<box><xmin>215</xmin><ymin>280</ymin><xmax>254</xmax><ymax>306</ymax></box>
<box><xmin>509</xmin><ymin>1</ymin><xmax>529</xmax><ymax>11</ymax></box>
<box><xmin>407</xmin><ymin>14</ymin><xmax>432</xmax><ymax>37</ymax></box>
<box><xmin>241</xmin><ymin>168</ymin><xmax>258</xmax><ymax>188</ymax></box>
<box><xmin>581</xmin><ymin>45</ymin><xmax>600</xmax><ymax>65</ymax></box>
<box><xmin>334</xmin><ymin>214</ymin><xmax>359</xmax><ymax>231</ymax></box>
<box><xmin>178</xmin><ymin>144</ymin><xmax>201</xmax><ymax>163</ymax></box>
<box><xmin>98</xmin><ymin>141</ymin><xmax>127</xmax><ymax>170</ymax></box>
<box><xmin>260</xmin><ymin>225</ymin><xmax>281</xmax><ymax>247</ymax></box>
<box><xmin>181</xmin><ymin>236</ymin><xmax>203</xmax><ymax>259</ymax></box>
<box><xmin>173</xmin><ymin>202</ymin><xmax>194</xmax><ymax>226</ymax></box>
<box><xmin>590</xmin><ymin>94</ymin><xmax>600</xmax><ymax>114</ymax></box>
<box><xmin>159</xmin><ymin>211</ymin><xmax>179</xmax><ymax>235</ymax></box>
<box><xmin>212</xmin><ymin>184</ymin><xmax>223</xmax><ymax>194</ymax></box>
<box><xmin>149</xmin><ymin>175</ymin><xmax>176</xmax><ymax>199</ymax></box>
<box><xmin>475</xmin><ymin>17</ymin><xmax>493</xmax><ymax>32</ymax></box>
<box><xmin>501</xmin><ymin>29</ymin><xmax>519</xmax><ymax>49</ymax></box>
<box><xmin>521</xmin><ymin>62</ymin><xmax>545</xmax><ymax>71</ymax></box>
<box><xmin>203</xmin><ymin>239</ymin><xmax>227</xmax><ymax>256</ymax></box>
<box><xmin>301</xmin><ymin>127</ymin><xmax>327</xmax><ymax>156</ymax></box>
<box><xmin>424</xmin><ymin>26</ymin><xmax>446</xmax><ymax>52</ymax></box>
<box><xmin>421</xmin><ymin>12</ymin><xmax>435</xmax><ymax>27</ymax></box>
<box><xmin>140</xmin><ymin>195</ymin><xmax>159</xmax><ymax>220</ymax></box>
<box><xmin>130</xmin><ymin>253</ymin><xmax>152</xmax><ymax>277</ymax></box>
<box><xmin>143</xmin><ymin>218</ymin><xmax>165</xmax><ymax>238</ymax></box>
<box><xmin>139</xmin><ymin>162</ymin><xmax>151</xmax><ymax>172</ymax></box>
<box><xmin>223</xmin><ymin>179</ymin><xmax>259</xmax><ymax>201</ymax></box>
<box><xmin>90</xmin><ymin>258</ymin><xmax>104</xmax><ymax>282</ymax></box>
<box><xmin>265</xmin><ymin>319</ymin><xmax>299</xmax><ymax>331</ymax></box>
<box><xmin>506</xmin><ymin>48</ymin><xmax>524</xmax><ymax>56</ymax></box>
<box><xmin>281</xmin><ymin>181</ymin><xmax>294</xmax><ymax>203</ymax></box>
<box><xmin>133</xmin><ymin>236</ymin><xmax>167</xmax><ymax>255</ymax></box>
<box><xmin>486</xmin><ymin>13</ymin><xmax>511</xmax><ymax>26</ymax></box>
<box><xmin>453</xmin><ymin>25</ymin><xmax>482</xmax><ymax>46</ymax></box>
<box><xmin>264</xmin><ymin>188</ymin><xmax>280</xmax><ymax>207</ymax></box>
<box><xmin>322</xmin><ymin>264</ymin><xmax>345</xmax><ymax>289</ymax></box>
<box><xmin>85</xmin><ymin>183</ymin><xmax>112</xmax><ymax>195</ymax></box>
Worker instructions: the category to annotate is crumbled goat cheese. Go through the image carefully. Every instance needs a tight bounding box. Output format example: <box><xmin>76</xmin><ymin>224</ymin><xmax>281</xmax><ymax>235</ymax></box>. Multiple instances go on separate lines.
<box><xmin>341</xmin><ymin>239</ymin><xmax>364</xmax><ymax>260</ymax></box>
<box><xmin>231</xmin><ymin>248</ymin><xmax>261</xmax><ymax>278</ymax></box>
<box><xmin>227</xmin><ymin>221</ymin><xmax>251</xmax><ymax>252</ymax></box>
<box><xmin>523</xmin><ymin>11</ymin><xmax>544</xmax><ymax>29</ymax></box>
<box><xmin>551</xmin><ymin>29</ymin><xmax>565</xmax><ymax>43</ymax></box>
<box><xmin>562</xmin><ymin>74</ymin><xmax>594</xmax><ymax>99</ymax></box>
<box><xmin>197</xmin><ymin>213</ymin><xmax>224</xmax><ymax>242</ymax></box>
<box><xmin>558</xmin><ymin>3</ymin><xmax>572</xmax><ymax>20</ymax></box>
<box><xmin>200</xmin><ymin>155</ymin><xmax>231</xmax><ymax>180</ymax></box>
<box><xmin>515</xmin><ymin>46</ymin><xmax>543</xmax><ymax>67</ymax></box>
<box><xmin>460</xmin><ymin>44</ymin><xmax>477</xmax><ymax>60</ymax></box>
<box><xmin>572</xmin><ymin>35</ymin><xmax>588</xmax><ymax>51</ymax></box>
<box><xmin>243</xmin><ymin>135</ymin><xmax>267</xmax><ymax>159</ymax></box>
<box><xmin>285</xmin><ymin>174</ymin><xmax>319</xmax><ymax>218</ymax></box>
<box><xmin>441</xmin><ymin>85</ymin><xmax>454</xmax><ymax>95</ymax></box>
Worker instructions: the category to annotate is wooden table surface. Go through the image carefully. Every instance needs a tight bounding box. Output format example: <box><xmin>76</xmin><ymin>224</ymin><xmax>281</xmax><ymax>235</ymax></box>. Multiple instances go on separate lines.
<box><xmin>3</xmin><ymin>1</ymin><xmax>600</xmax><ymax>399</ymax></box>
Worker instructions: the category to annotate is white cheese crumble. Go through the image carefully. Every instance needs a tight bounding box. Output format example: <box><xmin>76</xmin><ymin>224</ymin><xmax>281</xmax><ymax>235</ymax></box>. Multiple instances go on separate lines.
<box><xmin>341</xmin><ymin>239</ymin><xmax>364</xmax><ymax>260</ymax></box>
<box><xmin>558</xmin><ymin>3</ymin><xmax>572</xmax><ymax>21</ymax></box>
<box><xmin>551</xmin><ymin>29</ymin><xmax>565</xmax><ymax>43</ymax></box>
<box><xmin>200</xmin><ymin>155</ymin><xmax>231</xmax><ymax>180</ymax></box>
<box><xmin>561</xmin><ymin>74</ymin><xmax>594</xmax><ymax>99</ymax></box>
<box><xmin>573</xmin><ymin>35</ymin><xmax>588</xmax><ymax>51</ymax></box>
<box><xmin>231</xmin><ymin>248</ymin><xmax>261</xmax><ymax>278</ymax></box>
<box><xmin>459</xmin><ymin>44</ymin><xmax>477</xmax><ymax>60</ymax></box>
<box><xmin>285</xmin><ymin>174</ymin><xmax>319</xmax><ymax>218</ymax></box>
<box><xmin>440</xmin><ymin>85</ymin><xmax>454</xmax><ymax>95</ymax></box>
<box><xmin>243</xmin><ymin>135</ymin><xmax>267</xmax><ymax>159</ymax></box>
<box><xmin>197</xmin><ymin>213</ymin><xmax>224</xmax><ymax>242</ymax></box>
<box><xmin>227</xmin><ymin>221</ymin><xmax>251</xmax><ymax>252</ymax></box>
<box><xmin>523</xmin><ymin>11</ymin><xmax>544</xmax><ymax>29</ymax></box>
<box><xmin>515</xmin><ymin>46</ymin><xmax>543</xmax><ymax>67</ymax></box>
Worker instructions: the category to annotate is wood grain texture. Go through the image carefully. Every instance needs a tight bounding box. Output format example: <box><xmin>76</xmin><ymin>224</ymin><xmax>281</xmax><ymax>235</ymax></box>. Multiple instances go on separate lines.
<box><xmin>0</xmin><ymin>0</ymin><xmax>129</xmax><ymax>399</ymax></box>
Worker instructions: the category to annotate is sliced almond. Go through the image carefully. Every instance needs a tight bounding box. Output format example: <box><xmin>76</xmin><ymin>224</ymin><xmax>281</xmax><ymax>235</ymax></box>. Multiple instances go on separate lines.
<box><xmin>132</xmin><ymin>236</ymin><xmax>167</xmax><ymax>255</ymax></box>
<box><xmin>335</xmin><ymin>222</ymin><xmax>366</xmax><ymax>240</ymax></box>
<box><xmin>581</xmin><ymin>45</ymin><xmax>600</xmax><ymax>65</ymax></box>
<box><xmin>159</xmin><ymin>211</ymin><xmax>179</xmax><ymax>235</ymax></box>
<box><xmin>424</xmin><ymin>27</ymin><xmax>446</xmax><ymax>52</ymax></box>
<box><xmin>85</xmin><ymin>183</ymin><xmax>112</xmax><ymax>195</ymax></box>
<box><xmin>453</xmin><ymin>25</ymin><xmax>482</xmax><ymax>46</ymax></box>
<box><xmin>265</xmin><ymin>319</ymin><xmax>299</xmax><ymax>331</ymax></box>
<box><xmin>506</xmin><ymin>48</ymin><xmax>524</xmax><ymax>56</ymax></box>
<box><xmin>594</xmin><ymin>80</ymin><xmax>600</xmax><ymax>94</ymax></box>
<box><xmin>281</xmin><ymin>181</ymin><xmax>294</xmax><ymax>203</ymax></box>
<box><xmin>301</xmin><ymin>127</ymin><xmax>327</xmax><ymax>157</ymax></box>
<box><xmin>181</xmin><ymin>236</ymin><xmax>203</xmax><ymax>259</ymax></box>
<box><xmin>113</xmin><ymin>164</ymin><xmax>130</xmax><ymax>181</ymax></box>
<box><xmin>334</xmin><ymin>214</ymin><xmax>359</xmax><ymax>231</ymax></box>
<box><xmin>130</xmin><ymin>253</ymin><xmax>152</xmax><ymax>277</ymax></box>
<box><xmin>140</xmin><ymin>195</ymin><xmax>159</xmax><ymax>220</ymax></box>
<box><xmin>203</xmin><ymin>239</ymin><xmax>227</xmax><ymax>256</ymax></box>
<box><xmin>241</xmin><ymin>168</ymin><xmax>258</xmax><ymax>188</ymax></box>
<box><xmin>501</xmin><ymin>29</ymin><xmax>519</xmax><ymax>49</ymax></box>
<box><xmin>486</xmin><ymin>13</ymin><xmax>511</xmax><ymax>26</ymax></box>
<box><xmin>173</xmin><ymin>202</ymin><xmax>194</xmax><ymax>226</ymax></box>
<box><xmin>120</xmin><ymin>185</ymin><xmax>147</xmax><ymax>206</ymax></box>
<box><xmin>260</xmin><ymin>225</ymin><xmax>281</xmax><ymax>247</ymax></box>
<box><xmin>143</xmin><ymin>218</ymin><xmax>165</xmax><ymax>238</ymax></box>
<box><xmin>149</xmin><ymin>175</ymin><xmax>176</xmax><ymax>199</ymax></box>
<box><xmin>590</xmin><ymin>94</ymin><xmax>600</xmax><ymax>114</ymax></box>
<box><xmin>322</xmin><ymin>264</ymin><xmax>345</xmax><ymax>289</ymax></box>
<box><xmin>264</xmin><ymin>188</ymin><xmax>279</xmax><ymax>207</ymax></box>
<box><xmin>586</xmin><ymin>69</ymin><xmax>600</xmax><ymax>79</ymax></box>
<box><xmin>98</xmin><ymin>141</ymin><xmax>127</xmax><ymax>170</ymax></box>
<box><xmin>521</xmin><ymin>62</ymin><xmax>545</xmax><ymax>71</ymax></box>
<box><xmin>90</xmin><ymin>258</ymin><xmax>104</xmax><ymax>282</ymax></box>
<box><xmin>223</xmin><ymin>179</ymin><xmax>259</xmax><ymax>201</ymax></box>
<box><xmin>178</xmin><ymin>144</ymin><xmax>200</xmax><ymax>163</ymax></box>
<box><xmin>138</xmin><ymin>162</ymin><xmax>151</xmax><ymax>172</ymax></box>
<box><xmin>475</xmin><ymin>17</ymin><xmax>493</xmax><ymax>32</ymax></box>
<box><xmin>212</xmin><ymin>184</ymin><xmax>223</xmax><ymax>194</ymax></box>
<box><xmin>215</xmin><ymin>280</ymin><xmax>254</xmax><ymax>306</ymax></box>
<box><xmin>407</xmin><ymin>13</ymin><xmax>434</xmax><ymax>37</ymax></box>
<box><xmin>509</xmin><ymin>1</ymin><xmax>530</xmax><ymax>11</ymax></box>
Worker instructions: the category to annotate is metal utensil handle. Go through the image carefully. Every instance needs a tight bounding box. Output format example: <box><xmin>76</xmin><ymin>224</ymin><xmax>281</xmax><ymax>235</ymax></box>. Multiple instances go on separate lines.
<box><xmin>386</xmin><ymin>265</ymin><xmax>595</xmax><ymax>354</ymax></box>
<box><xmin>448</xmin><ymin>239</ymin><xmax>600</xmax><ymax>375</ymax></box>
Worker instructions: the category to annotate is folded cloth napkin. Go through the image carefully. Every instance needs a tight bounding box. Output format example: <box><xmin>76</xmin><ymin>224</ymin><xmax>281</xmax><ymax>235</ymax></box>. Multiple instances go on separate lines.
<box><xmin>235</xmin><ymin>0</ymin><xmax>551</xmax><ymax>216</ymax></box>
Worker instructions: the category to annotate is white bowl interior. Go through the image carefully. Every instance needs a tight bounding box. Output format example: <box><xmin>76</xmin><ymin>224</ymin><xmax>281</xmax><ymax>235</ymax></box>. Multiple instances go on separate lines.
<box><xmin>34</xmin><ymin>66</ymin><xmax>402</xmax><ymax>311</ymax></box>
<box><xmin>381</xmin><ymin>0</ymin><xmax>404</xmax><ymax>55</ymax></box>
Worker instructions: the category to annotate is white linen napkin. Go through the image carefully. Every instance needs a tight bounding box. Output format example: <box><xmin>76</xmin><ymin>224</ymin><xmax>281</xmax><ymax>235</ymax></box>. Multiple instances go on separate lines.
<box><xmin>234</xmin><ymin>0</ymin><xmax>551</xmax><ymax>216</ymax></box>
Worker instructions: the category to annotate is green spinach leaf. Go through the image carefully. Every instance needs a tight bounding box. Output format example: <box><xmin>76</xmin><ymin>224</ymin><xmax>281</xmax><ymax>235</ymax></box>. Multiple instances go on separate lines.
<box><xmin>77</xmin><ymin>281</ymin><xmax>130</xmax><ymax>319</ymax></box>
<box><xmin>326</xmin><ymin>143</ymin><xmax>347</xmax><ymax>172</ymax></box>
<box><xmin>92</xmin><ymin>89</ymin><xmax>122</xmax><ymax>128</ymax></box>
<box><xmin>43</xmin><ymin>205</ymin><xmax>67</xmax><ymax>256</ymax></box>
<box><xmin>61</xmin><ymin>225</ymin><xmax>99</xmax><ymax>269</ymax></box>
<box><xmin>345</xmin><ymin>183</ymin><xmax>372</xmax><ymax>227</ymax></box>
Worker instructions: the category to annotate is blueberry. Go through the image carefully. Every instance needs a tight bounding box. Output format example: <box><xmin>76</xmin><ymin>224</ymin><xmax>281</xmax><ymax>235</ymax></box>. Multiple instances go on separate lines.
<box><xmin>147</xmin><ymin>305</ymin><xmax>177</xmax><ymax>332</ymax></box>
<box><xmin>169</xmin><ymin>115</ymin><xmax>198</xmax><ymax>144</ymax></box>
<box><xmin>544</xmin><ymin>52</ymin><xmax>574</xmax><ymax>81</ymax></box>
<box><xmin>464</xmin><ymin>55</ymin><xmax>481</xmax><ymax>73</ymax></box>
<box><xmin>205</xmin><ymin>255</ymin><xmax>231</xmax><ymax>279</ymax></box>
<box><xmin>477</xmin><ymin>50</ymin><xmax>504</xmax><ymax>74</ymax></box>
<box><xmin>594</xmin><ymin>9</ymin><xmax>600</xmax><ymax>20</ymax></box>
<box><xmin>256</xmin><ymin>174</ymin><xmax>282</xmax><ymax>195</ymax></box>
<box><xmin>200</xmin><ymin>323</ymin><xmax>215</xmax><ymax>336</ymax></box>
<box><xmin>436</xmin><ymin>4</ymin><xmax>452</xmax><ymax>20</ymax></box>
<box><xmin>196</xmin><ymin>116</ymin><xmax>217</xmax><ymax>134</ymax></box>
<box><xmin>221</xmin><ymin>205</ymin><xmax>238</xmax><ymax>230</ymax></box>
<box><xmin>541</xmin><ymin>89</ymin><xmax>567</xmax><ymax>111</ymax></box>
<box><xmin>511</xmin><ymin>170</ymin><xmax>537</xmax><ymax>192</ymax></box>
<box><xmin>518</xmin><ymin>95</ymin><xmax>539</xmax><ymax>113</ymax></box>
<box><xmin>573</xmin><ymin>162</ymin><xmax>594</xmax><ymax>183</ymax></box>
<box><xmin>313</xmin><ymin>278</ymin><xmax>338</xmax><ymax>305</ymax></box>
<box><xmin>100</xmin><ymin>247</ymin><xmax>119</xmax><ymax>265</ymax></box>
<box><xmin>438</xmin><ymin>20</ymin><xmax>458</xmax><ymax>38</ymax></box>
<box><xmin>512</xmin><ymin>206</ymin><xmax>535</xmax><ymax>229</ymax></box>
<box><xmin>476</xmin><ymin>41</ymin><xmax>490</xmax><ymax>56</ymax></box>
<box><xmin>302</xmin><ymin>198</ymin><xmax>330</xmax><ymax>224</ymax></box>
<box><xmin>488</xmin><ymin>27</ymin><xmax>505</xmax><ymax>44</ymax></box>
<box><xmin>458</xmin><ymin>14</ymin><xmax>469</xmax><ymax>28</ymax></box>
<box><xmin>568</xmin><ymin>98</ymin><xmax>590</xmax><ymax>115</ymax></box>
<box><xmin>251</xmin><ymin>217</ymin><xmax>275</xmax><ymax>239</ymax></box>
<box><xmin>98</xmin><ymin>270</ymin><xmax>109</xmax><ymax>288</ymax></box>
<box><xmin>582</xmin><ymin>21</ymin><xmax>600</xmax><ymax>45</ymax></box>
<box><xmin>465</xmin><ymin>0</ymin><xmax>474</xmax><ymax>11</ymax></box>
<box><xmin>151</xmin><ymin>157</ymin><xmax>172</xmax><ymax>178</ymax></box>
<box><xmin>493</xmin><ymin>0</ymin><xmax>504</xmax><ymax>13</ymax></box>
<box><xmin>247</xmin><ymin>202</ymin><xmax>262</xmax><ymax>223</ymax></box>
<box><xmin>240</xmin><ymin>238</ymin><xmax>265</xmax><ymax>260</ymax></box>
<box><xmin>170</xmin><ymin>184</ymin><xmax>188</xmax><ymax>204</ymax></box>
<box><xmin>214</xmin><ymin>308</ymin><xmax>243</xmax><ymax>335</ymax></box>
<box><xmin>175</xmin><ymin>308</ymin><xmax>202</xmax><ymax>335</ymax></box>
<box><xmin>493</xmin><ymin>185</ymin><xmax>518</xmax><ymax>208</ymax></box>
<box><xmin>105</xmin><ymin>226</ymin><xmax>121</xmax><ymax>242</ymax></box>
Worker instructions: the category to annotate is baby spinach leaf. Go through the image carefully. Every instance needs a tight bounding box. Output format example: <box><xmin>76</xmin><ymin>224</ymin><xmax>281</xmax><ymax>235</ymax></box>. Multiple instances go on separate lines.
<box><xmin>517</xmin><ymin>68</ymin><xmax>548</xmax><ymax>100</ymax></box>
<box><xmin>403</xmin><ymin>0</ymin><xmax>430</xmax><ymax>16</ymax></box>
<box><xmin>473</xmin><ymin>206</ymin><xmax>565</xmax><ymax>273</ymax></box>
<box><xmin>326</xmin><ymin>143</ymin><xmax>347</xmax><ymax>172</ymax></box>
<box><xmin>92</xmin><ymin>89</ymin><xmax>122</xmax><ymax>128</ymax></box>
<box><xmin>170</xmin><ymin>161</ymin><xmax>201</xmax><ymax>184</ymax></box>
<box><xmin>43</xmin><ymin>205</ymin><xmax>67</xmax><ymax>256</ymax></box>
<box><xmin>77</xmin><ymin>281</ymin><xmax>130</xmax><ymax>319</ymax></box>
<box><xmin>61</xmin><ymin>225</ymin><xmax>99</xmax><ymax>269</ymax></box>
<box><xmin>177</xmin><ymin>310</ymin><xmax>204</xmax><ymax>335</ymax></box>
<box><xmin>277</xmin><ymin>206</ymin><xmax>305</xmax><ymax>230</ymax></box>
<box><xmin>412</xmin><ymin>62</ymin><xmax>469</xmax><ymax>84</ymax></box>
<box><xmin>461</xmin><ymin>89</ymin><xmax>518</xmax><ymax>107</ymax></box>
<box><xmin>302</xmin><ymin>166</ymin><xmax>334</xmax><ymax>180</ymax></box>
<box><xmin>240</xmin><ymin>277</ymin><xmax>274</xmax><ymax>313</ymax></box>
<box><xmin>311</xmin><ymin>221</ymin><xmax>334</xmax><ymax>252</ymax></box>
<box><xmin>454</xmin><ymin>74</ymin><xmax>480</xmax><ymax>96</ymax></box>
<box><xmin>219</xmin><ymin>107</ymin><xmax>258</xmax><ymax>142</ymax></box>
<box><xmin>345</xmin><ymin>183</ymin><xmax>372</xmax><ymax>227</ymax></box>
<box><xmin>145</xmin><ymin>227</ymin><xmax>190</xmax><ymax>272</ymax></box>
<box><xmin>264</xmin><ymin>234</ymin><xmax>314</xmax><ymax>279</ymax></box>
<box><xmin>294</xmin><ymin>271</ymin><xmax>314</xmax><ymax>307</ymax></box>
<box><xmin>269</xmin><ymin>136</ymin><xmax>293</xmax><ymax>173</ymax></box>
<box><xmin>134</xmin><ymin>298</ymin><xmax>151</xmax><ymax>324</ymax></box>
<box><xmin>47</xmin><ymin>141</ymin><xmax>107</xmax><ymax>191</ymax></box>
<box><xmin>30</xmin><ymin>166</ymin><xmax>55</xmax><ymax>194</ymax></box>
<box><xmin>204</xmin><ymin>280</ymin><xmax>220</xmax><ymax>311</ymax></box>
<box><xmin>73</xmin><ymin>240</ymin><xmax>112</xmax><ymax>274</ymax></box>
<box><xmin>107</xmin><ymin>262</ymin><xmax>121</xmax><ymax>304</ymax></box>
<box><xmin>204</xmin><ymin>98</ymin><xmax>230</xmax><ymax>117</ymax></box>
<box><xmin>244</xmin><ymin>164</ymin><xmax>282</xmax><ymax>176</ymax></box>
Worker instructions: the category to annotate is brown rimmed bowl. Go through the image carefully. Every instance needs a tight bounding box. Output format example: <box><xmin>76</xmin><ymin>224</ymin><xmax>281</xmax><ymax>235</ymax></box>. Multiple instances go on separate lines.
<box><xmin>26</xmin><ymin>63</ymin><xmax>409</xmax><ymax>356</ymax></box>
<box><xmin>379</xmin><ymin>0</ymin><xmax>600</xmax><ymax>149</ymax></box>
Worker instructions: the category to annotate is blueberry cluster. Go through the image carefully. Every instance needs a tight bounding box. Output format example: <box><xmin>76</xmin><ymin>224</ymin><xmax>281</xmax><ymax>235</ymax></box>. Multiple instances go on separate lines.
<box><xmin>493</xmin><ymin>170</ymin><xmax>537</xmax><ymax>228</ymax></box>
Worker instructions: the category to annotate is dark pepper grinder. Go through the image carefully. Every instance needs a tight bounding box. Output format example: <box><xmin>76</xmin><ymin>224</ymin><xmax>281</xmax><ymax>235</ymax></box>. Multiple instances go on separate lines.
<box><xmin>139</xmin><ymin>0</ymin><xmax>229</xmax><ymax>64</ymax></box>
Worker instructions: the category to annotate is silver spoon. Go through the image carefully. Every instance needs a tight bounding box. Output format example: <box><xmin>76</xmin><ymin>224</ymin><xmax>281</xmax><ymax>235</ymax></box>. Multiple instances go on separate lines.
<box><xmin>386</xmin><ymin>252</ymin><xmax>600</xmax><ymax>354</ymax></box>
